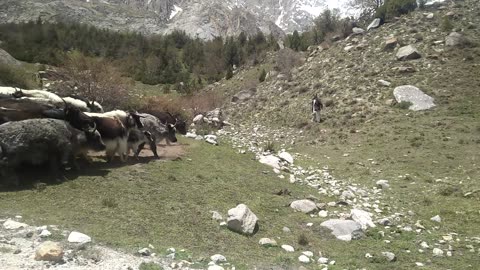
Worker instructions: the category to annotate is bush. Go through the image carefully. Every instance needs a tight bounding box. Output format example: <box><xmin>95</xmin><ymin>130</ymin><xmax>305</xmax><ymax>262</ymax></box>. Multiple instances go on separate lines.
<box><xmin>375</xmin><ymin>0</ymin><xmax>417</xmax><ymax>21</ymax></box>
<box><xmin>225</xmin><ymin>66</ymin><xmax>233</xmax><ymax>80</ymax></box>
<box><xmin>441</xmin><ymin>16</ymin><xmax>454</xmax><ymax>32</ymax></box>
<box><xmin>259</xmin><ymin>68</ymin><xmax>267</xmax><ymax>82</ymax></box>
<box><xmin>275</xmin><ymin>48</ymin><xmax>302</xmax><ymax>79</ymax></box>
<box><xmin>264</xmin><ymin>141</ymin><xmax>276</xmax><ymax>153</ymax></box>
<box><xmin>0</xmin><ymin>64</ymin><xmax>38</xmax><ymax>89</ymax></box>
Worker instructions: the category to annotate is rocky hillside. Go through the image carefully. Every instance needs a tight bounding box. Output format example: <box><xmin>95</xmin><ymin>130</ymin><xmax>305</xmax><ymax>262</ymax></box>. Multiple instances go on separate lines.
<box><xmin>220</xmin><ymin>0</ymin><xmax>479</xmax><ymax>132</ymax></box>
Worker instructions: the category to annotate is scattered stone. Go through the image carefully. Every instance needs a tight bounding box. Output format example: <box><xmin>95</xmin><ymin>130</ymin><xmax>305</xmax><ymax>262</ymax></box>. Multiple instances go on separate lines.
<box><xmin>352</xmin><ymin>27</ymin><xmax>365</xmax><ymax>35</ymax></box>
<box><xmin>431</xmin><ymin>215</ymin><xmax>442</xmax><ymax>223</ymax></box>
<box><xmin>421</xmin><ymin>242</ymin><xmax>429</xmax><ymax>249</ymax></box>
<box><xmin>416</xmin><ymin>262</ymin><xmax>425</xmax><ymax>267</ymax></box>
<box><xmin>377</xmin><ymin>218</ymin><xmax>391</xmax><ymax>226</ymax></box>
<box><xmin>34</xmin><ymin>241</ymin><xmax>64</xmax><ymax>262</ymax></box>
<box><xmin>67</xmin><ymin>231</ymin><xmax>91</xmax><ymax>244</ymax></box>
<box><xmin>290</xmin><ymin>199</ymin><xmax>318</xmax><ymax>214</ymax></box>
<box><xmin>210</xmin><ymin>254</ymin><xmax>227</xmax><ymax>263</ymax></box>
<box><xmin>426</xmin><ymin>13</ymin><xmax>434</xmax><ymax>19</ymax></box>
<box><xmin>278</xmin><ymin>151</ymin><xmax>294</xmax><ymax>164</ymax></box>
<box><xmin>3</xmin><ymin>219</ymin><xmax>28</xmax><ymax>230</ymax></box>
<box><xmin>302</xmin><ymin>251</ymin><xmax>314</xmax><ymax>257</ymax></box>
<box><xmin>211</xmin><ymin>211</ymin><xmax>223</xmax><ymax>221</ymax></box>
<box><xmin>320</xmin><ymin>219</ymin><xmax>363</xmax><ymax>241</ymax></box>
<box><xmin>318</xmin><ymin>257</ymin><xmax>329</xmax><ymax>264</ymax></box>
<box><xmin>282</xmin><ymin>227</ymin><xmax>291</xmax><ymax>233</ymax></box>
<box><xmin>384</xmin><ymin>37</ymin><xmax>398</xmax><ymax>50</ymax></box>
<box><xmin>138</xmin><ymin>248</ymin><xmax>151</xmax><ymax>256</ymax></box>
<box><xmin>39</xmin><ymin>229</ymin><xmax>52</xmax><ymax>238</ymax></box>
<box><xmin>259</xmin><ymin>155</ymin><xmax>281</xmax><ymax>169</ymax></box>
<box><xmin>381</xmin><ymin>252</ymin><xmax>396</xmax><ymax>262</ymax></box>
<box><xmin>351</xmin><ymin>209</ymin><xmax>376</xmax><ymax>230</ymax></box>
<box><xmin>433</xmin><ymin>248</ymin><xmax>444</xmax><ymax>257</ymax></box>
<box><xmin>393</xmin><ymin>85</ymin><xmax>436</xmax><ymax>111</ymax></box>
<box><xmin>227</xmin><ymin>204</ymin><xmax>258</xmax><ymax>235</ymax></box>
<box><xmin>289</xmin><ymin>174</ymin><xmax>297</xmax><ymax>183</ymax></box>
<box><xmin>319</xmin><ymin>210</ymin><xmax>328</xmax><ymax>218</ymax></box>
<box><xmin>298</xmin><ymin>255</ymin><xmax>311</xmax><ymax>263</ymax></box>
<box><xmin>259</xmin><ymin>238</ymin><xmax>278</xmax><ymax>247</ymax></box>
<box><xmin>344</xmin><ymin>45</ymin><xmax>354</xmax><ymax>51</ymax></box>
<box><xmin>378</xmin><ymin>80</ymin><xmax>391</xmax><ymax>87</ymax></box>
<box><xmin>376</xmin><ymin>180</ymin><xmax>390</xmax><ymax>189</ymax></box>
<box><xmin>205</xmin><ymin>135</ymin><xmax>218</xmax><ymax>145</ymax></box>
<box><xmin>445</xmin><ymin>32</ymin><xmax>470</xmax><ymax>47</ymax></box>
<box><xmin>396</xmin><ymin>45</ymin><xmax>422</xmax><ymax>60</ymax></box>
<box><xmin>192</xmin><ymin>114</ymin><xmax>204</xmax><ymax>124</ymax></box>
<box><xmin>232</xmin><ymin>88</ymin><xmax>256</xmax><ymax>103</ymax></box>
<box><xmin>281</xmin><ymin>244</ymin><xmax>294</xmax><ymax>252</ymax></box>
<box><xmin>367</xmin><ymin>18</ymin><xmax>381</xmax><ymax>31</ymax></box>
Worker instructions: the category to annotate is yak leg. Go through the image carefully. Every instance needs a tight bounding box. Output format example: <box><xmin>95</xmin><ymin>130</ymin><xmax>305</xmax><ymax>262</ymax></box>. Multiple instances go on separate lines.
<box><xmin>135</xmin><ymin>142</ymin><xmax>146</xmax><ymax>159</ymax></box>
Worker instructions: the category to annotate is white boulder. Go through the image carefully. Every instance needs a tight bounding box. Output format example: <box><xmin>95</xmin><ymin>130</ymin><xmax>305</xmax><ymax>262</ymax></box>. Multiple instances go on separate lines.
<box><xmin>227</xmin><ymin>204</ymin><xmax>258</xmax><ymax>235</ymax></box>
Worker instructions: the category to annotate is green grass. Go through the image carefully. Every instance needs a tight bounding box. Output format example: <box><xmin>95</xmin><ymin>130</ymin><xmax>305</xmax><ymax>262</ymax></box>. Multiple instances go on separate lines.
<box><xmin>0</xmin><ymin>138</ymin><xmax>334</xmax><ymax>269</ymax></box>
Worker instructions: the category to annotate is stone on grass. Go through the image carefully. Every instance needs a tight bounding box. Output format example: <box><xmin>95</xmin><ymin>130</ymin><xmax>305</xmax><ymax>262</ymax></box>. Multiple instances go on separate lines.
<box><xmin>350</xmin><ymin>209</ymin><xmax>376</xmax><ymax>230</ymax></box>
<box><xmin>384</xmin><ymin>37</ymin><xmax>398</xmax><ymax>50</ymax></box>
<box><xmin>298</xmin><ymin>255</ymin><xmax>311</xmax><ymax>263</ymax></box>
<box><xmin>302</xmin><ymin>251</ymin><xmax>314</xmax><ymax>257</ymax></box>
<box><xmin>67</xmin><ymin>231</ymin><xmax>91</xmax><ymax>244</ymax></box>
<box><xmin>378</xmin><ymin>80</ymin><xmax>391</xmax><ymax>87</ymax></box>
<box><xmin>259</xmin><ymin>155</ymin><xmax>281</xmax><ymax>169</ymax></box>
<box><xmin>193</xmin><ymin>114</ymin><xmax>204</xmax><ymax>124</ymax></box>
<box><xmin>367</xmin><ymin>18</ymin><xmax>381</xmax><ymax>31</ymax></box>
<box><xmin>431</xmin><ymin>215</ymin><xmax>442</xmax><ymax>223</ymax></box>
<box><xmin>227</xmin><ymin>204</ymin><xmax>258</xmax><ymax>235</ymax></box>
<box><xmin>393</xmin><ymin>85</ymin><xmax>435</xmax><ymax>111</ymax></box>
<box><xmin>433</xmin><ymin>248</ymin><xmax>444</xmax><ymax>257</ymax></box>
<box><xmin>278</xmin><ymin>151</ymin><xmax>294</xmax><ymax>164</ymax></box>
<box><xmin>396</xmin><ymin>45</ymin><xmax>421</xmax><ymax>60</ymax></box>
<box><xmin>290</xmin><ymin>200</ymin><xmax>318</xmax><ymax>214</ymax></box>
<box><xmin>352</xmin><ymin>27</ymin><xmax>365</xmax><ymax>35</ymax></box>
<box><xmin>381</xmin><ymin>252</ymin><xmax>396</xmax><ymax>262</ymax></box>
<box><xmin>319</xmin><ymin>210</ymin><xmax>328</xmax><ymax>218</ymax></box>
<box><xmin>39</xmin><ymin>229</ymin><xmax>52</xmax><ymax>238</ymax></box>
<box><xmin>3</xmin><ymin>219</ymin><xmax>27</xmax><ymax>230</ymax></box>
<box><xmin>318</xmin><ymin>257</ymin><xmax>329</xmax><ymax>264</ymax></box>
<box><xmin>281</xmin><ymin>245</ymin><xmax>295</xmax><ymax>252</ymax></box>
<box><xmin>259</xmin><ymin>238</ymin><xmax>277</xmax><ymax>247</ymax></box>
<box><xmin>210</xmin><ymin>211</ymin><xmax>223</xmax><ymax>221</ymax></box>
<box><xmin>138</xmin><ymin>248</ymin><xmax>151</xmax><ymax>256</ymax></box>
<box><xmin>320</xmin><ymin>219</ymin><xmax>362</xmax><ymax>241</ymax></box>
<box><xmin>445</xmin><ymin>32</ymin><xmax>470</xmax><ymax>47</ymax></box>
<box><xmin>232</xmin><ymin>88</ymin><xmax>256</xmax><ymax>103</ymax></box>
<box><xmin>210</xmin><ymin>254</ymin><xmax>227</xmax><ymax>263</ymax></box>
<box><xmin>376</xmin><ymin>180</ymin><xmax>390</xmax><ymax>189</ymax></box>
<box><xmin>34</xmin><ymin>241</ymin><xmax>64</xmax><ymax>262</ymax></box>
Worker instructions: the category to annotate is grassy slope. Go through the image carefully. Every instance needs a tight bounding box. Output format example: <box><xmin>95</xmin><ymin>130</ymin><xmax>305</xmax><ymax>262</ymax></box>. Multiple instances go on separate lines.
<box><xmin>0</xmin><ymin>138</ymin><xmax>336</xmax><ymax>269</ymax></box>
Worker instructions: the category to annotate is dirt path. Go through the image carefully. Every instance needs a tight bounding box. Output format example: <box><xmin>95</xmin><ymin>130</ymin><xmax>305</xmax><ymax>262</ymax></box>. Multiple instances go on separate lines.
<box><xmin>88</xmin><ymin>143</ymin><xmax>186</xmax><ymax>161</ymax></box>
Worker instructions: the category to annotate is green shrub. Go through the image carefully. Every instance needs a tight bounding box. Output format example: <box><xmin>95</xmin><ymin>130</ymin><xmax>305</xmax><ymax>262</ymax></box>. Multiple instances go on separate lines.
<box><xmin>441</xmin><ymin>16</ymin><xmax>454</xmax><ymax>32</ymax></box>
<box><xmin>225</xmin><ymin>66</ymin><xmax>233</xmax><ymax>80</ymax></box>
<box><xmin>259</xmin><ymin>68</ymin><xmax>267</xmax><ymax>82</ymax></box>
<box><xmin>395</xmin><ymin>101</ymin><xmax>413</xmax><ymax>110</ymax></box>
<box><xmin>0</xmin><ymin>64</ymin><xmax>38</xmax><ymax>89</ymax></box>
<box><xmin>376</xmin><ymin>0</ymin><xmax>417</xmax><ymax>21</ymax></box>
<box><xmin>264</xmin><ymin>141</ymin><xmax>276</xmax><ymax>153</ymax></box>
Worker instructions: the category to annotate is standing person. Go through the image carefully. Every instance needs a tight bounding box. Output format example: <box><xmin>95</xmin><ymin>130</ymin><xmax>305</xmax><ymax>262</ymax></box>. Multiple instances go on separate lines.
<box><xmin>311</xmin><ymin>94</ymin><xmax>323</xmax><ymax>123</ymax></box>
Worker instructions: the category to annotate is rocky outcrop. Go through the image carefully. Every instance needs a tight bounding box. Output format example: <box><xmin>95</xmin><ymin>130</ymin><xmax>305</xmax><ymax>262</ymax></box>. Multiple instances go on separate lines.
<box><xmin>393</xmin><ymin>85</ymin><xmax>436</xmax><ymax>111</ymax></box>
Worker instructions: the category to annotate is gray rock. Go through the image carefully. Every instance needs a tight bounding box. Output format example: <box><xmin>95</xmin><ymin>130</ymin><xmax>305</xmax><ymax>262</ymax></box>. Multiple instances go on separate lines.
<box><xmin>193</xmin><ymin>114</ymin><xmax>204</xmax><ymax>124</ymax></box>
<box><xmin>208</xmin><ymin>265</ymin><xmax>225</xmax><ymax>270</ymax></box>
<box><xmin>227</xmin><ymin>204</ymin><xmax>258</xmax><ymax>235</ymax></box>
<box><xmin>382</xmin><ymin>251</ymin><xmax>396</xmax><ymax>262</ymax></box>
<box><xmin>0</xmin><ymin>48</ymin><xmax>21</xmax><ymax>66</ymax></box>
<box><xmin>67</xmin><ymin>231</ymin><xmax>91</xmax><ymax>244</ymax></box>
<box><xmin>445</xmin><ymin>32</ymin><xmax>470</xmax><ymax>47</ymax></box>
<box><xmin>352</xmin><ymin>27</ymin><xmax>365</xmax><ymax>35</ymax></box>
<box><xmin>298</xmin><ymin>254</ymin><xmax>310</xmax><ymax>263</ymax></box>
<box><xmin>367</xmin><ymin>18</ymin><xmax>381</xmax><ymax>31</ymax></box>
<box><xmin>39</xmin><ymin>229</ymin><xmax>52</xmax><ymax>238</ymax></box>
<box><xmin>210</xmin><ymin>211</ymin><xmax>223</xmax><ymax>221</ymax></box>
<box><xmin>259</xmin><ymin>238</ymin><xmax>277</xmax><ymax>247</ymax></box>
<box><xmin>393</xmin><ymin>85</ymin><xmax>436</xmax><ymax>111</ymax></box>
<box><xmin>396</xmin><ymin>45</ymin><xmax>421</xmax><ymax>60</ymax></box>
<box><xmin>320</xmin><ymin>219</ymin><xmax>363</xmax><ymax>241</ymax></box>
<box><xmin>350</xmin><ymin>209</ymin><xmax>376</xmax><ymax>230</ymax></box>
<box><xmin>433</xmin><ymin>248</ymin><xmax>444</xmax><ymax>257</ymax></box>
<box><xmin>278</xmin><ymin>151</ymin><xmax>294</xmax><ymax>164</ymax></box>
<box><xmin>232</xmin><ymin>88</ymin><xmax>256</xmax><ymax>103</ymax></box>
<box><xmin>376</xmin><ymin>180</ymin><xmax>390</xmax><ymax>189</ymax></box>
<box><xmin>3</xmin><ymin>219</ymin><xmax>28</xmax><ymax>230</ymax></box>
<box><xmin>378</xmin><ymin>80</ymin><xmax>391</xmax><ymax>87</ymax></box>
<box><xmin>259</xmin><ymin>155</ymin><xmax>281</xmax><ymax>169</ymax></box>
<box><xmin>138</xmin><ymin>248</ymin><xmax>151</xmax><ymax>256</ymax></box>
<box><xmin>290</xmin><ymin>200</ymin><xmax>318</xmax><ymax>214</ymax></box>
<box><xmin>430</xmin><ymin>215</ymin><xmax>442</xmax><ymax>223</ymax></box>
<box><xmin>281</xmin><ymin>244</ymin><xmax>295</xmax><ymax>252</ymax></box>
<box><xmin>210</xmin><ymin>254</ymin><xmax>227</xmax><ymax>263</ymax></box>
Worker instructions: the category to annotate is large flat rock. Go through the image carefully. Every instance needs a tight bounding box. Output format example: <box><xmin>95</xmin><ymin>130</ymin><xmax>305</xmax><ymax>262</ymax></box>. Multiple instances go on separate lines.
<box><xmin>393</xmin><ymin>85</ymin><xmax>436</xmax><ymax>111</ymax></box>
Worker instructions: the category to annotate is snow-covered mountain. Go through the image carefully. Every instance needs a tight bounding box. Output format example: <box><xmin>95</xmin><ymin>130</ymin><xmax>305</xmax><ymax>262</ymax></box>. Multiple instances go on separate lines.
<box><xmin>0</xmin><ymin>0</ymin><xmax>353</xmax><ymax>39</ymax></box>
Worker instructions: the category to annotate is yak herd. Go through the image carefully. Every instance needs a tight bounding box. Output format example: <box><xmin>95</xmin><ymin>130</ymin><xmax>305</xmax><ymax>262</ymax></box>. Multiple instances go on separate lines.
<box><xmin>0</xmin><ymin>86</ymin><xmax>187</xmax><ymax>187</ymax></box>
